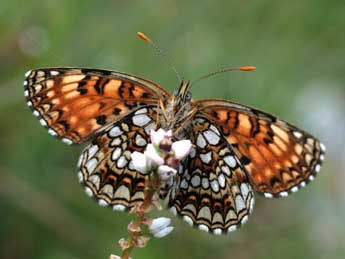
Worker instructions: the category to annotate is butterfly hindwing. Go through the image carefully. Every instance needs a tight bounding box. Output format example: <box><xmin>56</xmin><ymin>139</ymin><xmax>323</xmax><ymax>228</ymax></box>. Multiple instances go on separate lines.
<box><xmin>196</xmin><ymin>99</ymin><xmax>325</xmax><ymax>198</ymax></box>
<box><xmin>24</xmin><ymin>68</ymin><xmax>169</xmax><ymax>144</ymax></box>
<box><xmin>77</xmin><ymin>106</ymin><xmax>158</xmax><ymax>210</ymax></box>
<box><xmin>168</xmin><ymin>116</ymin><xmax>254</xmax><ymax>234</ymax></box>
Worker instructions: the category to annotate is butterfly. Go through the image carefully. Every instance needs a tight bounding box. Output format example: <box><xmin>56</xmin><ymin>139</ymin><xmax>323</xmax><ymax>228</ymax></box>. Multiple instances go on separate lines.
<box><xmin>24</xmin><ymin>67</ymin><xmax>325</xmax><ymax>235</ymax></box>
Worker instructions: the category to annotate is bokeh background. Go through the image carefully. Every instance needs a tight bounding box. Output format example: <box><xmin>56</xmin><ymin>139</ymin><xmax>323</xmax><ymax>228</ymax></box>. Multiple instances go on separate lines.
<box><xmin>1</xmin><ymin>1</ymin><xmax>345</xmax><ymax>259</ymax></box>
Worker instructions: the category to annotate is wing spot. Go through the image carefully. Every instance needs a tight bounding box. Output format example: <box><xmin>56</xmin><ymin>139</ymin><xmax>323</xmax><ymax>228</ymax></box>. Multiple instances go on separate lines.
<box><xmin>198</xmin><ymin>224</ymin><xmax>210</xmax><ymax>233</ymax></box>
<box><xmin>196</xmin><ymin>133</ymin><xmax>207</xmax><ymax>148</ymax></box>
<box><xmin>227</xmin><ymin>225</ymin><xmax>237</xmax><ymax>233</ymax></box>
<box><xmin>291</xmin><ymin>186</ymin><xmax>299</xmax><ymax>193</ymax></box>
<box><xmin>279</xmin><ymin>191</ymin><xmax>288</xmax><ymax>197</ymax></box>
<box><xmin>213</xmin><ymin>228</ymin><xmax>222</xmax><ymax>235</ymax></box>
<box><xmin>182</xmin><ymin>215</ymin><xmax>194</xmax><ymax>226</ymax></box>
<box><xmin>84</xmin><ymin>187</ymin><xmax>93</xmax><ymax>197</ymax></box>
<box><xmin>109</xmin><ymin>126</ymin><xmax>123</xmax><ymax>137</ymax></box>
<box><xmin>203</xmin><ymin>130</ymin><xmax>220</xmax><ymax>145</ymax></box>
<box><xmin>320</xmin><ymin>143</ymin><xmax>326</xmax><ymax>152</ymax></box>
<box><xmin>200</xmin><ymin>152</ymin><xmax>212</xmax><ymax>164</ymax></box>
<box><xmin>264</xmin><ymin>192</ymin><xmax>273</xmax><ymax>198</ymax></box>
<box><xmin>113</xmin><ymin>205</ymin><xmax>126</xmax><ymax>211</ymax></box>
<box><xmin>224</xmin><ymin>155</ymin><xmax>237</xmax><ymax>168</ymax></box>
<box><xmin>61</xmin><ymin>138</ymin><xmax>73</xmax><ymax>145</ymax></box>
<box><xmin>293</xmin><ymin>131</ymin><xmax>303</xmax><ymax>139</ymax></box>
<box><xmin>132</xmin><ymin>114</ymin><xmax>151</xmax><ymax>127</ymax></box>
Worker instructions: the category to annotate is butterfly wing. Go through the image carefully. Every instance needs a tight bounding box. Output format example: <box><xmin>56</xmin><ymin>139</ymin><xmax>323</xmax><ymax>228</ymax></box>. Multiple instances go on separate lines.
<box><xmin>78</xmin><ymin>106</ymin><xmax>158</xmax><ymax>209</ymax></box>
<box><xmin>168</xmin><ymin>116</ymin><xmax>254</xmax><ymax>234</ymax></box>
<box><xmin>24</xmin><ymin>68</ymin><xmax>170</xmax><ymax>144</ymax></box>
<box><xmin>196</xmin><ymin>99</ymin><xmax>325</xmax><ymax>198</ymax></box>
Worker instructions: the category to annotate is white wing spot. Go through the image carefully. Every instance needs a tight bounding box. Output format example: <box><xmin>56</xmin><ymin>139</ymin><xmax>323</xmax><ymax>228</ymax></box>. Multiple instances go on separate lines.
<box><xmin>320</xmin><ymin>143</ymin><xmax>326</xmax><ymax>152</ymax></box>
<box><xmin>98</xmin><ymin>199</ymin><xmax>109</xmax><ymax>207</ymax></box>
<box><xmin>300</xmin><ymin>181</ymin><xmax>306</xmax><ymax>187</ymax></box>
<box><xmin>264</xmin><ymin>192</ymin><xmax>273</xmax><ymax>198</ymax></box>
<box><xmin>279</xmin><ymin>191</ymin><xmax>288</xmax><ymax>197</ymax></box>
<box><xmin>117</xmin><ymin>156</ymin><xmax>128</xmax><ymax>168</ymax></box>
<box><xmin>77</xmin><ymin>171</ymin><xmax>83</xmax><ymax>183</ymax></box>
<box><xmin>240</xmin><ymin>215</ymin><xmax>249</xmax><ymax>225</ymax></box>
<box><xmin>170</xmin><ymin>207</ymin><xmax>177</xmax><ymax>216</ymax></box>
<box><xmin>48</xmin><ymin>128</ymin><xmax>58</xmax><ymax>136</ymax></box>
<box><xmin>112</xmin><ymin>147</ymin><xmax>122</xmax><ymax>161</ymax></box>
<box><xmin>27</xmin><ymin>101</ymin><xmax>33</xmax><ymax>106</ymax></box>
<box><xmin>227</xmin><ymin>225</ymin><xmax>237</xmax><ymax>233</ymax></box>
<box><xmin>291</xmin><ymin>186</ymin><xmax>299</xmax><ymax>193</ymax></box>
<box><xmin>84</xmin><ymin>187</ymin><xmax>93</xmax><ymax>197</ymax></box>
<box><xmin>235</xmin><ymin>196</ymin><xmax>246</xmax><ymax>213</ymax></box>
<box><xmin>200</xmin><ymin>152</ymin><xmax>212</xmax><ymax>164</ymax></box>
<box><xmin>50</xmin><ymin>71</ymin><xmax>59</xmax><ymax>76</ymax></box>
<box><xmin>61</xmin><ymin>138</ymin><xmax>73</xmax><ymax>145</ymax></box>
<box><xmin>309</xmin><ymin>175</ymin><xmax>315</xmax><ymax>181</ymax></box>
<box><xmin>39</xmin><ymin>119</ymin><xmax>47</xmax><ymax>127</ymax></box>
<box><xmin>202</xmin><ymin>178</ymin><xmax>209</xmax><ymax>189</ymax></box>
<box><xmin>85</xmin><ymin>158</ymin><xmax>98</xmax><ymax>173</ymax></box>
<box><xmin>210</xmin><ymin>180</ymin><xmax>219</xmax><ymax>193</ymax></box>
<box><xmin>88</xmin><ymin>145</ymin><xmax>99</xmax><ymax>158</ymax></box>
<box><xmin>198</xmin><ymin>224</ymin><xmax>209</xmax><ymax>233</ymax></box>
<box><xmin>25</xmin><ymin>70</ymin><xmax>32</xmax><ymax>77</ymax></box>
<box><xmin>132</xmin><ymin>114</ymin><xmax>151</xmax><ymax>127</ymax></box>
<box><xmin>113</xmin><ymin>205</ymin><xmax>126</xmax><ymax>211</ymax></box>
<box><xmin>315</xmin><ymin>164</ymin><xmax>321</xmax><ymax>173</ymax></box>
<box><xmin>183</xmin><ymin>215</ymin><xmax>194</xmax><ymax>226</ymax></box>
<box><xmin>196</xmin><ymin>133</ymin><xmax>207</xmax><ymax>148</ymax></box>
<box><xmin>293</xmin><ymin>131</ymin><xmax>303</xmax><ymax>139</ymax></box>
<box><xmin>191</xmin><ymin>174</ymin><xmax>201</xmax><ymax>187</ymax></box>
<box><xmin>224</xmin><ymin>155</ymin><xmax>237</xmax><ymax>168</ymax></box>
<box><xmin>203</xmin><ymin>130</ymin><xmax>220</xmax><ymax>145</ymax></box>
<box><xmin>24</xmin><ymin>90</ymin><xmax>29</xmax><ymax>96</ymax></box>
<box><xmin>33</xmin><ymin>110</ymin><xmax>40</xmax><ymax>117</ymax></box>
<box><xmin>213</xmin><ymin>228</ymin><xmax>222</xmax><ymax>235</ymax></box>
<box><xmin>134</xmin><ymin>108</ymin><xmax>148</xmax><ymax>115</ymax></box>
<box><xmin>218</xmin><ymin>173</ymin><xmax>226</xmax><ymax>188</ymax></box>
<box><xmin>109</xmin><ymin>126</ymin><xmax>123</xmax><ymax>137</ymax></box>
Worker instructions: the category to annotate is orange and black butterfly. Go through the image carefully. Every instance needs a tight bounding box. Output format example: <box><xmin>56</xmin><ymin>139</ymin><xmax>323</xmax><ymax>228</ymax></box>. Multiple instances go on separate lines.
<box><xmin>24</xmin><ymin>55</ymin><xmax>325</xmax><ymax>235</ymax></box>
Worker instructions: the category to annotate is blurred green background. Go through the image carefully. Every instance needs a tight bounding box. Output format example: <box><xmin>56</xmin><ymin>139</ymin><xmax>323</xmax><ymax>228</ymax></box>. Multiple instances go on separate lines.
<box><xmin>1</xmin><ymin>1</ymin><xmax>345</xmax><ymax>259</ymax></box>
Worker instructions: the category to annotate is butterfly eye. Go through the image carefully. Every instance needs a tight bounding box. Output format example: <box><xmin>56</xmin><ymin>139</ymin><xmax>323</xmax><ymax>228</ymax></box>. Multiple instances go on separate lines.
<box><xmin>185</xmin><ymin>91</ymin><xmax>192</xmax><ymax>101</ymax></box>
<box><xmin>173</xmin><ymin>90</ymin><xmax>178</xmax><ymax>97</ymax></box>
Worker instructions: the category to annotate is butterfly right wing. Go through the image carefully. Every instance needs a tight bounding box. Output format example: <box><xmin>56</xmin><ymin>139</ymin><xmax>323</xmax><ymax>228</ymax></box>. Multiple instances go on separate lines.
<box><xmin>24</xmin><ymin>68</ymin><xmax>170</xmax><ymax>144</ymax></box>
<box><xmin>77</xmin><ymin>106</ymin><xmax>158</xmax><ymax>210</ymax></box>
<box><xmin>196</xmin><ymin>99</ymin><xmax>325</xmax><ymax>198</ymax></box>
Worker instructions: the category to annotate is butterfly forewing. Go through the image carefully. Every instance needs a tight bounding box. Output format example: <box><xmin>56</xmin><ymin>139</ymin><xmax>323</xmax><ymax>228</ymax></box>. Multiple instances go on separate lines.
<box><xmin>196</xmin><ymin>99</ymin><xmax>325</xmax><ymax>198</ymax></box>
<box><xmin>78</xmin><ymin>106</ymin><xmax>158</xmax><ymax>210</ymax></box>
<box><xmin>24</xmin><ymin>68</ymin><xmax>170</xmax><ymax>144</ymax></box>
<box><xmin>168</xmin><ymin>116</ymin><xmax>254</xmax><ymax>234</ymax></box>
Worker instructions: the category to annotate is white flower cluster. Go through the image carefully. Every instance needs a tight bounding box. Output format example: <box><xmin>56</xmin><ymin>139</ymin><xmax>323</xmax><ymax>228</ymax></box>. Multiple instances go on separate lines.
<box><xmin>131</xmin><ymin>129</ymin><xmax>192</xmax><ymax>180</ymax></box>
<box><xmin>130</xmin><ymin>129</ymin><xmax>192</xmax><ymax>238</ymax></box>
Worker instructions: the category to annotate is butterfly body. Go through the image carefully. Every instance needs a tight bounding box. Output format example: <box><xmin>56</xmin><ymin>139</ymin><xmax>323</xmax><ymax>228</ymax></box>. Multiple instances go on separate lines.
<box><xmin>24</xmin><ymin>67</ymin><xmax>325</xmax><ymax>234</ymax></box>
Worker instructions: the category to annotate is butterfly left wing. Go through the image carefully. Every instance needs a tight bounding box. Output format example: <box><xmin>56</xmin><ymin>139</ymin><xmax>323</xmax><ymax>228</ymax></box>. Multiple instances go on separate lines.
<box><xmin>24</xmin><ymin>68</ymin><xmax>169</xmax><ymax>144</ymax></box>
<box><xmin>168</xmin><ymin>116</ymin><xmax>254</xmax><ymax>234</ymax></box>
<box><xmin>196</xmin><ymin>99</ymin><xmax>325</xmax><ymax>198</ymax></box>
<box><xmin>78</xmin><ymin>106</ymin><xmax>158</xmax><ymax>210</ymax></box>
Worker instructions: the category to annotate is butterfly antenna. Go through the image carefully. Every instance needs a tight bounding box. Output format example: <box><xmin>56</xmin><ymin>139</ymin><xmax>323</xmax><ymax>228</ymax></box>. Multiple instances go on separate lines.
<box><xmin>191</xmin><ymin>66</ymin><xmax>256</xmax><ymax>86</ymax></box>
<box><xmin>137</xmin><ymin>32</ymin><xmax>183</xmax><ymax>83</ymax></box>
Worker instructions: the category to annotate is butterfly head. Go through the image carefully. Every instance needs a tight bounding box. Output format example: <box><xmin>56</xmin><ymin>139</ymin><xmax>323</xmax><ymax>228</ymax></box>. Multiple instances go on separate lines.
<box><xmin>173</xmin><ymin>80</ymin><xmax>192</xmax><ymax>106</ymax></box>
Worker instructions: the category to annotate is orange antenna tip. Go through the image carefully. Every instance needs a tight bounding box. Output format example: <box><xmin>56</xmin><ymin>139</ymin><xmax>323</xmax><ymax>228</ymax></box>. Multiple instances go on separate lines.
<box><xmin>239</xmin><ymin>66</ymin><xmax>256</xmax><ymax>71</ymax></box>
<box><xmin>137</xmin><ymin>32</ymin><xmax>150</xmax><ymax>42</ymax></box>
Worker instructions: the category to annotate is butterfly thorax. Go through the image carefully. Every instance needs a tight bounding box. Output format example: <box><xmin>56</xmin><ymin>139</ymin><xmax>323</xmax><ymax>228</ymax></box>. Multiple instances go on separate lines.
<box><xmin>158</xmin><ymin>81</ymin><xmax>195</xmax><ymax>138</ymax></box>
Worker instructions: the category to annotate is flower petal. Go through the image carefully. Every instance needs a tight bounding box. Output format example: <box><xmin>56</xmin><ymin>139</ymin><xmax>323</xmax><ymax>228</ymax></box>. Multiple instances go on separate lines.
<box><xmin>171</xmin><ymin>140</ymin><xmax>192</xmax><ymax>160</ymax></box>
<box><xmin>130</xmin><ymin>151</ymin><xmax>148</xmax><ymax>174</ymax></box>
<box><xmin>150</xmin><ymin>128</ymin><xmax>166</xmax><ymax>146</ymax></box>
<box><xmin>145</xmin><ymin>144</ymin><xmax>164</xmax><ymax>166</ymax></box>
<box><xmin>158</xmin><ymin>165</ymin><xmax>177</xmax><ymax>180</ymax></box>
<box><xmin>153</xmin><ymin>226</ymin><xmax>174</xmax><ymax>238</ymax></box>
<box><xmin>149</xmin><ymin>217</ymin><xmax>172</xmax><ymax>234</ymax></box>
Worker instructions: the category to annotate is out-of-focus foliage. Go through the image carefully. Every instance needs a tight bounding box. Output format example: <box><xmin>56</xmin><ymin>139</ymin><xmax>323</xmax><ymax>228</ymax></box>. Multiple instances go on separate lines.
<box><xmin>1</xmin><ymin>1</ymin><xmax>344</xmax><ymax>259</ymax></box>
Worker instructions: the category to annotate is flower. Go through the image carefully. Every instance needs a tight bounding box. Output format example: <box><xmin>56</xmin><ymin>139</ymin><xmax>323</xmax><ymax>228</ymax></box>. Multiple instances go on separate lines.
<box><xmin>149</xmin><ymin>217</ymin><xmax>174</xmax><ymax>238</ymax></box>
<box><xmin>158</xmin><ymin>165</ymin><xmax>177</xmax><ymax>180</ymax></box>
<box><xmin>144</xmin><ymin>144</ymin><xmax>164</xmax><ymax>166</ymax></box>
<box><xmin>153</xmin><ymin>226</ymin><xmax>174</xmax><ymax>238</ymax></box>
<box><xmin>171</xmin><ymin>140</ymin><xmax>192</xmax><ymax>160</ymax></box>
<box><xmin>150</xmin><ymin>129</ymin><xmax>172</xmax><ymax>146</ymax></box>
<box><xmin>130</xmin><ymin>151</ymin><xmax>147</xmax><ymax>174</ymax></box>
